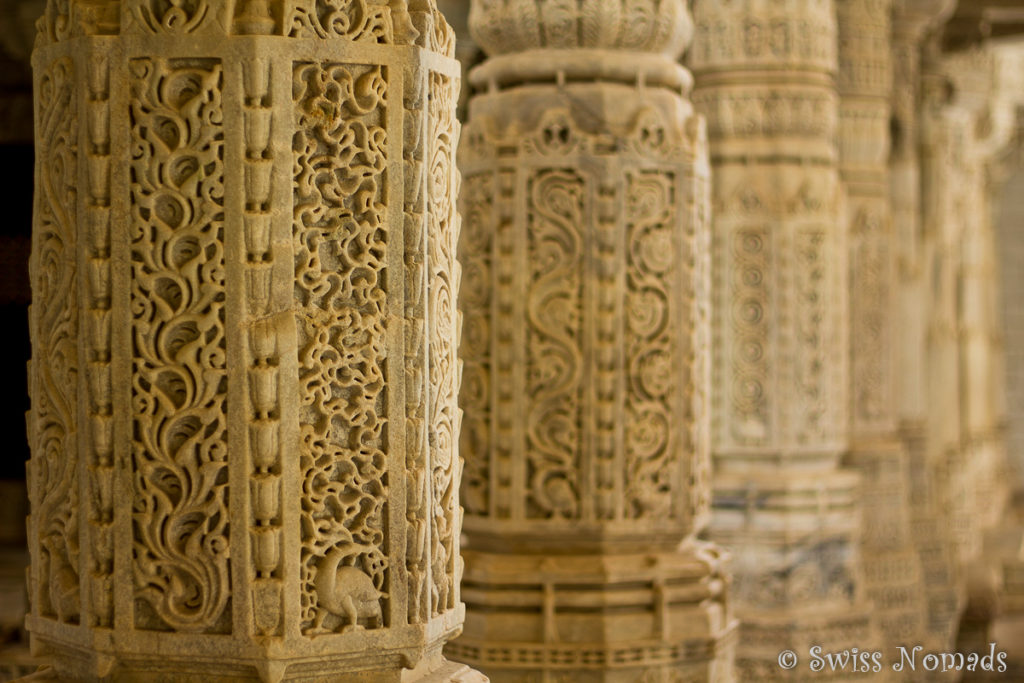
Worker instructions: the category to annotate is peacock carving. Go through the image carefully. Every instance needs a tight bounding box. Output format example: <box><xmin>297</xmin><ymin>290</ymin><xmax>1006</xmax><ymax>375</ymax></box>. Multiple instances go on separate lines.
<box><xmin>313</xmin><ymin>547</ymin><xmax>387</xmax><ymax>632</ymax></box>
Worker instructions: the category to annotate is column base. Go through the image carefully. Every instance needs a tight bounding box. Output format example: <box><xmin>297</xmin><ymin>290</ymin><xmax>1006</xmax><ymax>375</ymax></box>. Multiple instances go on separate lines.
<box><xmin>735</xmin><ymin>607</ymin><xmax>878</xmax><ymax>681</ymax></box>
<box><xmin>12</xmin><ymin>657</ymin><xmax>486</xmax><ymax>683</ymax></box>
<box><xmin>18</xmin><ymin>637</ymin><xmax>485</xmax><ymax>683</ymax></box>
<box><xmin>446</xmin><ymin>544</ymin><xmax>736</xmax><ymax>682</ymax></box>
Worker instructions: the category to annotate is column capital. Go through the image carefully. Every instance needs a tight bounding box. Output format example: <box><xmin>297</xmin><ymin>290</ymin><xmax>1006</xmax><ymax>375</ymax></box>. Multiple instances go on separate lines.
<box><xmin>468</xmin><ymin>0</ymin><xmax>691</xmax><ymax>59</ymax></box>
<box><xmin>690</xmin><ymin>0</ymin><xmax>836</xmax><ymax>76</ymax></box>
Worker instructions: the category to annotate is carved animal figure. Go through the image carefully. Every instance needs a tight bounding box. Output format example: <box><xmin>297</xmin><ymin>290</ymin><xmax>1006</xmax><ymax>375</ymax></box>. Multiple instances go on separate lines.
<box><xmin>42</xmin><ymin>535</ymin><xmax>80</xmax><ymax>622</ymax></box>
<box><xmin>313</xmin><ymin>548</ymin><xmax>387</xmax><ymax>632</ymax></box>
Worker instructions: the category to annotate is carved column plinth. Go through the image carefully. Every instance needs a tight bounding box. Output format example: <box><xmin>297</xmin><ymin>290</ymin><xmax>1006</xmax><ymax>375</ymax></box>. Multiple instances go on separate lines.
<box><xmin>690</xmin><ymin>0</ymin><xmax>876</xmax><ymax>676</ymax></box>
<box><xmin>446</xmin><ymin>2</ymin><xmax>736</xmax><ymax>681</ymax></box>
<box><xmin>26</xmin><ymin>2</ymin><xmax>483</xmax><ymax>681</ymax></box>
<box><xmin>837</xmin><ymin>0</ymin><xmax>927</xmax><ymax>655</ymax></box>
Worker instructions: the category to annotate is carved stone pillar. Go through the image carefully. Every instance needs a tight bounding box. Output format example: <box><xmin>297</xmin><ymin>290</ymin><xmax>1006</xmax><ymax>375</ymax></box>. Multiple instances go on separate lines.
<box><xmin>26</xmin><ymin>2</ymin><xmax>483</xmax><ymax>681</ymax></box>
<box><xmin>937</xmin><ymin>45</ymin><xmax>1019</xmax><ymax>655</ymax></box>
<box><xmin>890</xmin><ymin>0</ymin><xmax>963</xmax><ymax>654</ymax></box>
<box><xmin>917</xmin><ymin>35</ymin><xmax>973</xmax><ymax>653</ymax></box>
<box><xmin>446</xmin><ymin>1</ymin><xmax>735</xmax><ymax>680</ymax></box>
<box><xmin>837</xmin><ymin>0</ymin><xmax>927</xmax><ymax>654</ymax></box>
<box><xmin>690</xmin><ymin>1</ymin><xmax>876</xmax><ymax>676</ymax></box>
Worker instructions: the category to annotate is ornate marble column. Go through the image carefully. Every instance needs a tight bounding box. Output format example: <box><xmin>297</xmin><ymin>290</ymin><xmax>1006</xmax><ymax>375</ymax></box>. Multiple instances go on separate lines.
<box><xmin>447</xmin><ymin>1</ymin><xmax>735</xmax><ymax>680</ymax></box>
<box><xmin>890</xmin><ymin>0</ymin><xmax>963</xmax><ymax>654</ymax></box>
<box><xmin>837</xmin><ymin>0</ymin><xmax>927</xmax><ymax>653</ymax></box>
<box><xmin>26</xmin><ymin>1</ymin><xmax>482</xmax><ymax>681</ymax></box>
<box><xmin>690</xmin><ymin>1</ymin><xmax>876</xmax><ymax>676</ymax></box>
<box><xmin>937</xmin><ymin>44</ymin><xmax>1018</xmax><ymax>654</ymax></box>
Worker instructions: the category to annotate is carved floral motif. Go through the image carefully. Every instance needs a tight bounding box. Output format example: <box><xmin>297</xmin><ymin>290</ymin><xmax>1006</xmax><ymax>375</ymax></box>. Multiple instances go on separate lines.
<box><xmin>128</xmin><ymin>57</ymin><xmax>230</xmax><ymax>633</ymax></box>
<box><xmin>31</xmin><ymin>55</ymin><xmax>81</xmax><ymax>626</ymax></box>
<box><xmin>460</xmin><ymin>104</ymin><xmax>702</xmax><ymax>531</ymax></box>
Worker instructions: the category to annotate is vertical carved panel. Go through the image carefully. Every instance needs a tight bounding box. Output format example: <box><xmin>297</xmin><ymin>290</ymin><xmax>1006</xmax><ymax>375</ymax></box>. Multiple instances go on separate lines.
<box><xmin>591</xmin><ymin>177</ymin><xmax>620</xmax><ymax>523</ymax></box>
<box><xmin>403</xmin><ymin>68</ymin><xmax>430</xmax><ymax>626</ymax></box>
<box><xmin>292</xmin><ymin>61</ymin><xmax>390</xmax><ymax>634</ymax></box>
<box><xmin>729</xmin><ymin>226</ymin><xmax>769</xmax><ymax>445</ymax></box>
<box><xmin>459</xmin><ymin>106</ymin><xmax>705</xmax><ymax>534</ymax></box>
<box><xmin>524</xmin><ymin>169</ymin><xmax>584</xmax><ymax>520</ymax></box>
<box><xmin>427</xmin><ymin>70</ymin><xmax>459</xmax><ymax>616</ymax></box>
<box><xmin>689</xmin><ymin>157</ymin><xmax>712</xmax><ymax>528</ymax></box>
<box><xmin>84</xmin><ymin>52</ymin><xmax>114</xmax><ymax>628</ymax></box>
<box><xmin>795</xmin><ymin>228</ymin><xmax>828</xmax><ymax>443</ymax></box>
<box><xmin>128</xmin><ymin>57</ymin><xmax>230</xmax><ymax>633</ymax></box>
<box><xmin>241</xmin><ymin>58</ymin><xmax>284</xmax><ymax>636</ymax></box>
<box><xmin>458</xmin><ymin>170</ymin><xmax>493</xmax><ymax>520</ymax></box>
<box><xmin>493</xmin><ymin>167</ymin><xmax>518</xmax><ymax>519</ymax></box>
<box><xmin>31</xmin><ymin>55</ymin><xmax>81</xmax><ymax>626</ymax></box>
<box><xmin>623</xmin><ymin>171</ymin><xmax>678</xmax><ymax>519</ymax></box>
<box><xmin>850</xmin><ymin>207</ymin><xmax>888</xmax><ymax>423</ymax></box>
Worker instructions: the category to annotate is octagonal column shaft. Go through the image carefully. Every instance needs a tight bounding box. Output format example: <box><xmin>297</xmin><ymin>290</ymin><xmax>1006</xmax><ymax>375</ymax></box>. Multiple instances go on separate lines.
<box><xmin>26</xmin><ymin>1</ymin><xmax>482</xmax><ymax>681</ymax></box>
<box><xmin>689</xmin><ymin>0</ymin><xmax>878</xmax><ymax>676</ymax></box>
<box><xmin>447</xmin><ymin>1</ymin><xmax>735</xmax><ymax>681</ymax></box>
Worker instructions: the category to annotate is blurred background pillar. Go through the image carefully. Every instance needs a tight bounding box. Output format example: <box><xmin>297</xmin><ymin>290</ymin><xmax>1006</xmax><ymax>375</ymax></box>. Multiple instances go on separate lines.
<box><xmin>447</xmin><ymin>0</ymin><xmax>736</xmax><ymax>680</ymax></box>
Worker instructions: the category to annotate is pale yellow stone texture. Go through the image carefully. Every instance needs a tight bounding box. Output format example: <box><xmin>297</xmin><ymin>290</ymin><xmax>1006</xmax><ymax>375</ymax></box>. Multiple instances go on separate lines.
<box><xmin>25</xmin><ymin>1</ymin><xmax>483</xmax><ymax>681</ymax></box>
<box><xmin>446</xmin><ymin>1</ymin><xmax>736</xmax><ymax>681</ymax></box>
<box><xmin>690</xmin><ymin>0</ymin><xmax>879</xmax><ymax>676</ymax></box>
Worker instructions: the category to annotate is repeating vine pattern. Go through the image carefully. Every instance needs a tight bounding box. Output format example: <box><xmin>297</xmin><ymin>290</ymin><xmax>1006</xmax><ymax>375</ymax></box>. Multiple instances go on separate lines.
<box><xmin>403</xmin><ymin>68</ymin><xmax>430</xmax><ymax>625</ymax></box>
<box><xmin>427</xmin><ymin>70</ymin><xmax>459</xmax><ymax>616</ymax></box>
<box><xmin>624</xmin><ymin>171</ymin><xmax>678</xmax><ymax>519</ymax></box>
<box><xmin>31</xmin><ymin>56</ymin><xmax>81</xmax><ymax>625</ymax></box>
<box><xmin>461</xmin><ymin>106</ymin><xmax>700</xmax><ymax>529</ymax></box>
<box><xmin>525</xmin><ymin>170</ymin><xmax>584</xmax><ymax>520</ymax></box>
<box><xmin>292</xmin><ymin>61</ymin><xmax>389</xmax><ymax>634</ymax></box>
<box><xmin>129</xmin><ymin>57</ymin><xmax>230</xmax><ymax>633</ymax></box>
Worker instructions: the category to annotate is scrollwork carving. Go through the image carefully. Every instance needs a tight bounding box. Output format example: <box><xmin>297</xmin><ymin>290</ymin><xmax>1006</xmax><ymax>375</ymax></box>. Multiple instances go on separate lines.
<box><xmin>129</xmin><ymin>57</ymin><xmax>230</xmax><ymax>633</ymax></box>
<box><xmin>624</xmin><ymin>171</ymin><xmax>678</xmax><ymax>519</ymax></box>
<box><xmin>427</xmin><ymin>70</ymin><xmax>460</xmax><ymax>616</ymax></box>
<box><xmin>525</xmin><ymin>169</ymin><xmax>584</xmax><ymax>520</ymax></box>
<box><xmin>31</xmin><ymin>55</ymin><xmax>81</xmax><ymax>626</ymax></box>
<box><xmin>127</xmin><ymin>0</ymin><xmax>220</xmax><ymax>34</ymax></box>
<box><xmin>460</xmin><ymin>102</ymin><xmax>702</xmax><ymax>532</ymax></box>
<box><xmin>287</xmin><ymin>0</ymin><xmax>393</xmax><ymax>41</ymax></box>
